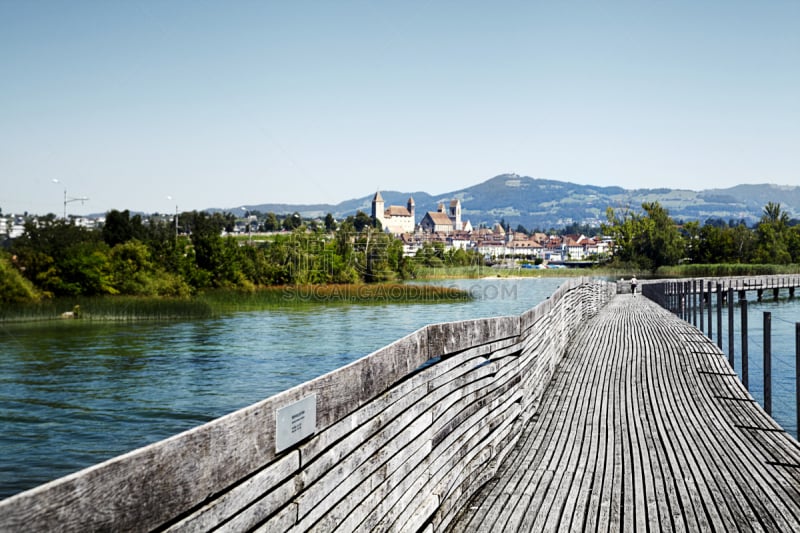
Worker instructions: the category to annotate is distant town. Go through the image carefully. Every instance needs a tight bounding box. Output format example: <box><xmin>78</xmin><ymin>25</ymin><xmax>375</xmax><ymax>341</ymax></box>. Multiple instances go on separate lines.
<box><xmin>369</xmin><ymin>191</ymin><xmax>610</xmax><ymax>264</ymax></box>
<box><xmin>0</xmin><ymin>190</ymin><xmax>612</xmax><ymax>267</ymax></box>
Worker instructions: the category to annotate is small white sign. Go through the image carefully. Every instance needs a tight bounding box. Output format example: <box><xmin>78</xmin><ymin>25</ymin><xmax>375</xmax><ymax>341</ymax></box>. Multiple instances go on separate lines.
<box><xmin>276</xmin><ymin>394</ymin><xmax>317</xmax><ymax>452</ymax></box>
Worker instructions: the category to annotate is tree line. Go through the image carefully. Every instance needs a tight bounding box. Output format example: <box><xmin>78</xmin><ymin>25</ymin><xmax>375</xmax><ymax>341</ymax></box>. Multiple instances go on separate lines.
<box><xmin>603</xmin><ymin>201</ymin><xmax>800</xmax><ymax>271</ymax></box>
<box><xmin>0</xmin><ymin>209</ymin><xmax>481</xmax><ymax>304</ymax></box>
<box><xmin>3</xmin><ymin>200</ymin><xmax>798</xmax><ymax>304</ymax></box>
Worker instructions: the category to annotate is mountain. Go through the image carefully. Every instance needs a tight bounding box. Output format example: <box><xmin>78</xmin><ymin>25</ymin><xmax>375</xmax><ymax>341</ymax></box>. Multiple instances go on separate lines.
<box><xmin>233</xmin><ymin>174</ymin><xmax>800</xmax><ymax>231</ymax></box>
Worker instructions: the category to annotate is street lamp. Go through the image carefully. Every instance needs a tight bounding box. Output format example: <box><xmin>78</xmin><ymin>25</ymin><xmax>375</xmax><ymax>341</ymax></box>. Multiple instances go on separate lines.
<box><xmin>52</xmin><ymin>179</ymin><xmax>89</xmax><ymax>219</ymax></box>
<box><xmin>166</xmin><ymin>196</ymin><xmax>178</xmax><ymax>241</ymax></box>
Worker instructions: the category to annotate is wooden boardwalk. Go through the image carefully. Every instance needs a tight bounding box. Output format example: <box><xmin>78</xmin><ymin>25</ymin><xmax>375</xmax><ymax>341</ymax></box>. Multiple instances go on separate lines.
<box><xmin>448</xmin><ymin>294</ymin><xmax>800</xmax><ymax>532</ymax></box>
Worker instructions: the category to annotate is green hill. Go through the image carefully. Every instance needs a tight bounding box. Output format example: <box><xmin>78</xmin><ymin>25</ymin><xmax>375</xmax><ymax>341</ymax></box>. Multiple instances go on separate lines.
<box><xmin>242</xmin><ymin>174</ymin><xmax>800</xmax><ymax>230</ymax></box>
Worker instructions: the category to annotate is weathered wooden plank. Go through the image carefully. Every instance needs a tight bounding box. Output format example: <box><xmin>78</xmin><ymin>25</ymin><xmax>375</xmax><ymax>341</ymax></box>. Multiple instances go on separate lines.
<box><xmin>296</xmin><ymin>336</ymin><xmax>520</xmax><ymax>530</ymax></box>
<box><xmin>293</xmin><ymin>410</ymin><xmax>434</xmax><ymax>529</ymax></box>
<box><xmin>165</xmin><ymin>451</ymin><xmax>299</xmax><ymax>532</ymax></box>
<box><xmin>448</xmin><ymin>293</ymin><xmax>800</xmax><ymax>533</ymax></box>
<box><xmin>426</xmin><ymin>315</ymin><xmax>519</xmax><ymax>359</ymax></box>
<box><xmin>253</xmin><ymin>502</ymin><xmax>297</xmax><ymax>533</ymax></box>
<box><xmin>326</xmin><ymin>358</ymin><xmax>506</xmax><ymax>528</ymax></box>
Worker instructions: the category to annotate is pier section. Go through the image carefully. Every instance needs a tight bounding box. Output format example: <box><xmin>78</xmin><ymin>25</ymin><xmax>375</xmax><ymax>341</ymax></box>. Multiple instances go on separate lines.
<box><xmin>449</xmin><ymin>294</ymin><xmax>800</xmax><ymax>531</ymax></box>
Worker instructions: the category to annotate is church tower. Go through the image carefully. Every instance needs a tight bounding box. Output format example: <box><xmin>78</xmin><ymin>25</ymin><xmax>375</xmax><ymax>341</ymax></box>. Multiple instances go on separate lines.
<box><xmin>407</xmin><ymin>196</ymin><xmax>415</xmax><ymax>222</ymax></box>
<box><xmin>449</xmin><ymin>199</ymin><xmax>462</xmax><ymax>231</ymax></box>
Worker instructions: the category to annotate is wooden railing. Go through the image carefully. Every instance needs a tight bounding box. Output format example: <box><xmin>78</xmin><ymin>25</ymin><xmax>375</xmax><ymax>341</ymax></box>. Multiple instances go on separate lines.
<box><xmin>642</xmin><ymin>275</ymin><xmax>800</xmax><ymax>437</ymax></box>
<box><xmin>0</xmin><ymin>278</ymin><xmax>615</xmax><ymax>533</ymax></box>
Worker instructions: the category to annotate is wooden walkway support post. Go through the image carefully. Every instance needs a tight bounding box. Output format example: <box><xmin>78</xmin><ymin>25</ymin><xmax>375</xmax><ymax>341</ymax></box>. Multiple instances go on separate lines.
<box><xmin>716</xmin><ymin>283</ymin><xmax>723</xmax><ymax>350</ymax></box>
<box><xmin>796</xmin><ymin>322</ymin><xmax>800</xmax><ymax>438</ymax></box>
<box><xmin>708</xmin><ymin>281</ymin><xmax>713</xmax><ymax>339</ymax></box>
<box><xmin>699</xmin><ymin>279</ymin><xmax>705</xmax><ymax>332</ymax></box>
<box><xmin>693</xmin><ymin>279</ymin><xmax>698</xmax><ymax>327</ymax></box>
<box><xmin>741</xmin><ymin>298</ymin><xmax>749</xmax><ymax>390</ymax></box>
<box><xmin>728</xmin><ymin>287</ymin><xmax>735</xmax><ymax>368</ymax></box>
<box><xmin>764</xmin><ymin>311</ymin><xmax>772</xmax><ymax>416</ymax></box>
<box><xmin>680</xmin><ymin>281</ymin><xmax>685</xmax><ymax>319</ymax></box>
<box><xmin>681</xmin><ymin>281</ymin><xmax>687</xmax><ymax>319</ymax></box>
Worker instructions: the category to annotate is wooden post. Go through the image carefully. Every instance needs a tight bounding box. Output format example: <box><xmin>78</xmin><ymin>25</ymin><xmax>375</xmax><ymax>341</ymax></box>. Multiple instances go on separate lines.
<box><xmin>700</xmin><ymin>280</ymin><xmax>705</xmax><ymax>332</ymax></box>
<box><xmin>764</xmin><ymin>312</ymin><xmax>772</xmax><ymax>416</ymax></box>
<box><xmin>708</xmin><ymin>281</ymin><xmax>713</xmax><ymax>339</ymax></box>
<box><xmin>683</xmin><ymin>281</ymin><xmax>688</xmax><ymax>321</ymax></box>
<box><xmin>669</xmin><ymin>281</ymin><xmax>674</xmax><ymax>314</ymax></box>
<box><xmin>741</xmin><ymin>299</ymin><xmax>748</xmax><ymax>390</ymax></box>
<box><xmin>716</xmin><ymin>283</ymin><xmax>723</xmax><ymax>349</ymax></box>
<box><xmin>681</xmin><ymin>281</ymin><xmax>691</xmax><ymax>322</ymax></box>
<box><xmin>693</xmin><ymin>279</ymin><xmax>698</xmax><ymax>327</ymax></box>
<box><xmin>667</xmin><ymin>282</ymin><xmax>673</xmax><ymax>313</ymax></box>
<box><xmin>796</xmin><ymin>322</ymin><xmax>799</xmax><ymax>438</ymax></box>
<box><xmin>728</xmin><ymin>287</ymin><xmax>734</xmax><ymax>368</ymax></box>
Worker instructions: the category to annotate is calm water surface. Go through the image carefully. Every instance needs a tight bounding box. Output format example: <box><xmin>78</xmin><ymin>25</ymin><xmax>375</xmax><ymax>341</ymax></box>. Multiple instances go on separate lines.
<box><xmin>1</xmin><ymin>278</ymin><xmax>565</xmax><ymax>499</ymax></box>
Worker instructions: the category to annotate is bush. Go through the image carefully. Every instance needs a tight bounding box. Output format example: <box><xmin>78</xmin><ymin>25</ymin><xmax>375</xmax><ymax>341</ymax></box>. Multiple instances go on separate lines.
<box><xmin>0</xmin><ymin>252</ymin><xmax>42</xmax><ymax>303</ymax></box>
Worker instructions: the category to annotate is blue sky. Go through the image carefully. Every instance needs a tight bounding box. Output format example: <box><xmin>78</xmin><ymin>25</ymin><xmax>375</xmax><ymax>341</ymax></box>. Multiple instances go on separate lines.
<box><xmin>1</xmin><ymin>1</ymin><xmax>798</xmax><ymax>215</ymax></box>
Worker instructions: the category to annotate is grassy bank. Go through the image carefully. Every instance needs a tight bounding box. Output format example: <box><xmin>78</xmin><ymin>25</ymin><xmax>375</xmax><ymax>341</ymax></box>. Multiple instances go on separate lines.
<box><xmin>414</xmin><ymin>264</ymin><xmax>625</xmax><ymax>280</ymax></box>
<box><xmin>655</xmin><ymin>264</ymin><xmax>800</xmax><ymax>278</ymax></box>
<box><xmin>199</xmin><ymin>284</ymin><xmax>470</xmax><ymax>312</ymax></box>
<box><xmin>0</xmin><ymin>283</ymin><xmax>470</xmax><ymax>323</ymax></box>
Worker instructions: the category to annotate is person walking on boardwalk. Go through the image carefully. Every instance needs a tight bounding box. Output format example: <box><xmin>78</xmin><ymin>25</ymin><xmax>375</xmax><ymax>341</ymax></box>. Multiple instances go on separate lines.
<box><xmin>630</xmin><ymin>276</ymin><xmax>637</xmax><ymax>297</ymax></box>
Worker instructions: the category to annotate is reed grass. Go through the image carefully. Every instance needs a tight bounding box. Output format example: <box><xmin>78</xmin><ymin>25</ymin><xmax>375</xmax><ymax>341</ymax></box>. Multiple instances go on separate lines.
<box><xmin>656</xmin><ymin>264</ymin><xmax>800</xmax><ymax>278</ymax></box>
<box><xmin>415</xmin><ymin>264</ymin><xmax>613</xmax><ymax>280</ymax></box>
<box><xmin>0</xmin><ymin>296</ymin><xmax>214</xmax><ymax>322</ymax></box>
<box><xmin>0</xmin><ymin>283</ymin><xmax>470</xmax><ymax>322</ymax></box>
<box><xmin>200</xmin><ymin>284</ymin><xmax>470</xmax><ymax>311</ymax></box>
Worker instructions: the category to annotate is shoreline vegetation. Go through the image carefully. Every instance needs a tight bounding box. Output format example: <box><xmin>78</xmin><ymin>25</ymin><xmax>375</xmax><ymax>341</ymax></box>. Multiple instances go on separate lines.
<box><xmin>4</xmin><ymin>263</ymin><xmax>800</xmax><ymax>324</ymax></box>
<box><xmin>0</xmin><ymin>283</ymin><xmax>471</xmax><ymax>323</ymax></box>
<box><xmin>3</xmin><ymin>202</ymin><xmax>800</xmax><ymax>323</ymax></box>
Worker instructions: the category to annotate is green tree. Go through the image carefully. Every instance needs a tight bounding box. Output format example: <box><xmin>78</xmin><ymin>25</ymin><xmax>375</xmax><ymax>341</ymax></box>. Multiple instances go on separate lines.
<box><xmin>107</xmin><ymin>240</ymin><xmax>191</xmax><ymax>296</ymax></box>
<box><xmin>10</xmin><ymin>219</ymin><xmax>109</xmax><ymax>296</ymax></box>
<box><xmin>102</xmin><ymin>209</ymin><xmax>144</xmax><ymax>247</ymax></box>
<box><xmin>754</xmin><ymin>202</ymin><xmax>791</xmax><ymax>264</ymax></box>
<box><xmin>603</xmin><ymin>202</ymin><xmax>683</xmax><ymax>271</ymax></box>
<box><xmin>282</xmin><ymin>212</ymin><xmax>302</xmax><ymax>231</ymax></box>
<box><xmin>57</xmin><ymin>241</ymin><xmax>115</xmax><ymax>296</ymax></box>
<box><xmin>263</xmin><ymin>212</ymin><xmax>280</xmax><ymax>231</ymax></box>
<box><xmin>185</xmin><ymin>211</ymin><xmax>245</xmax><ymax>288</ymax></box>
<box><xmin>682</xmin><ymin>220</ymin><xmax>702</xmax><ymax>263</ymax></box>
<box><xmin>324</xmin><ymin>213</ymin><xmax>337</xmax><ymax>232</ymax></box>
<box><xmin>351</xmin><ymin>210</ymin><xmax>379</xmax><ymax>232</ymax></box>
<box><xmin>0</xmin><ymin>251</ymin><xmax>41</xmax><ymax>303</ymax></box>
<box><xmin>637</xmin><ymin>202</ymin><xmax>684</xmax><ymax>270</ymax></box>
<box><xmin>602</xmin><ymin>206</ymin><xmax>640</xmax><ymax>266</ymax></box>
<box><xmin>788</xmin><ymin>226</ymin><xmax>800</xmax><ymax>263</ymax></box>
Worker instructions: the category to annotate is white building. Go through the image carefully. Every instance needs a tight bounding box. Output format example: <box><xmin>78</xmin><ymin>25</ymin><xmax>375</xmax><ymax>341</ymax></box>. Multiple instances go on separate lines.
<box><xmin>372</xmin><ymin>192</ymin><xmax>416</xmax><ymax>235</ymax></box>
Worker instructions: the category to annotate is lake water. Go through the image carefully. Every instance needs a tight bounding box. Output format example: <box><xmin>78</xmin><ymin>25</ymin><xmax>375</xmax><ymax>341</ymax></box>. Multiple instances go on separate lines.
<box><xmin>2</xmin><ymin>277</ymin><xmax>798</xmax><ymax>500</ymax></box>
<box><xmin>0</xmin><ymin>278</ymin><xmax>565</xmax><ymax>499</ymax></box>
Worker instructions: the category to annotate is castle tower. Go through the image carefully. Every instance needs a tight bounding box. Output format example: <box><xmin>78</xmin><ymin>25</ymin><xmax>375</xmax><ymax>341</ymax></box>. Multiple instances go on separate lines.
<box><xmin>407</xmin><ymin>196</ymin><xmax>415</xmax><ymax>222</ymax></box>
<box><xmin>371</xmin><ymin>191</ymin><xmax>385</xmax><ymax>227</ymax></box>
